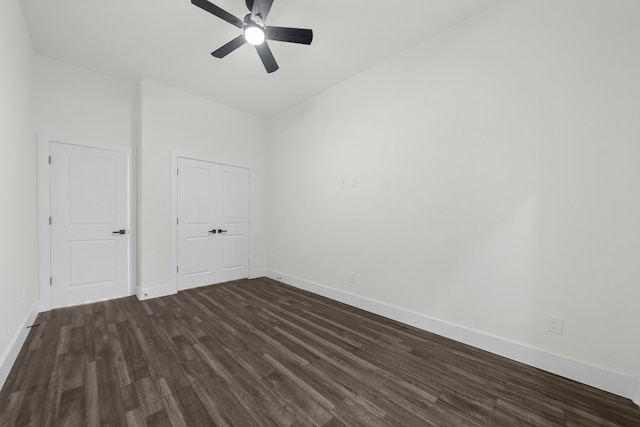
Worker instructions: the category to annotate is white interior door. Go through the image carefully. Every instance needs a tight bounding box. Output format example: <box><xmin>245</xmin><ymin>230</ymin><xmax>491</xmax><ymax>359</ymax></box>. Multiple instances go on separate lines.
<box><xmin>177</xmin><ymin>158</ymin><xmax>249</xmax><ymax>290</ymax></box>
<box><xmin>50</xmin><ymin>142</ymin><xmax>130</xmax><ymax>307</ymax></box>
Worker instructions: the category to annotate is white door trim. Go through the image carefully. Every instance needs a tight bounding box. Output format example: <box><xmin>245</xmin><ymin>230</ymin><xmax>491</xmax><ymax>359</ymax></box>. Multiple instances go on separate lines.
<box><xmin>169</xmin><ymin>150</ymin><xmax>252</xmax><ymax>295</ymax></box>
<box><xmin>37</xmin><ymin>135</ymin><xmax>136</xmax><ymax>312</ymax></box>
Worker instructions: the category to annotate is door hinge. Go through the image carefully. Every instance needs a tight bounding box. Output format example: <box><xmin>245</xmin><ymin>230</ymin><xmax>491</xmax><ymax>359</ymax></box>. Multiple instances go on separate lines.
<box><xmin>49</xmin><ymin>277</ymin><xmax>52</xmax><ymax>286</ymax></box>
<box><xmin>177</xmin><ymin>218</ymin><xmax>179</xmax><ymax>224</ymax></box>
<box><xmin>49</xmin><ymin>217</ymin><xmax>52</xmax><ymax>225</ymax></box>
<box><xmin>48</xmin><ymin>156</ymin><xmax>51</xmax><ymax>165</ymax></box>
<box><xmin>177</xmin><ymin>266</ymin><xmax>179</xmax><ymax>273</ymax></box>
<box><xmin>177</xmin><ymin>169</ymin><xmax>179</xmax><ymax>175</ymax></box>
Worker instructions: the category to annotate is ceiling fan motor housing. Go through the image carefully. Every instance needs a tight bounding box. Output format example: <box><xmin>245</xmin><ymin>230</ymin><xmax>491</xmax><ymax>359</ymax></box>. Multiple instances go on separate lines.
<box><xmin>244</xmin><ymin>13</ymin><xmax>265</xmax><ymax>28</ymax></box>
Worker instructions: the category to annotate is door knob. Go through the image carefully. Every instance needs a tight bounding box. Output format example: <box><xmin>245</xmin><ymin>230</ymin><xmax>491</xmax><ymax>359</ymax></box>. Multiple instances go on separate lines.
<box><xmin>217</xmin><ymin>229</ymin><xmax>228</xmax><ymax>234</ymax></box>
<box><xmin>208</xmin><ymin>229</ymin><xmax>217</xmax><ymax>234</ymax></box>
<box><xmin>112</xmin><ymin>230</ymin><xmax>126</xmax><ymax>235</ymax></box>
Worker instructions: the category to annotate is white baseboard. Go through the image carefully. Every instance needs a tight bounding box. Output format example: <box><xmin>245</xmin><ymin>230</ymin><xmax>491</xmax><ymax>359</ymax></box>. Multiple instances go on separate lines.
<box><xmin>38</xmin><ymin>298</ymin><xmax>51</xmax><ymax>313</ymax></box>
<box><xmin>250</xmin><ymin>269</ymin><xmax>267</xmax><ymax>279</ymax></box>
<box><xmin>0</xmin><ymin>303</ymin><xmax>39</xmax><ymax>391</ymax></box>
<box><xmin>266</xmin><ymin>270</ymin><xmax>639</xmax><ymax>403</ymax></box>
<box><xmin>136</xmin><ymin>283</ymin><xmax>177</xmax><ymax>301</ymax></box>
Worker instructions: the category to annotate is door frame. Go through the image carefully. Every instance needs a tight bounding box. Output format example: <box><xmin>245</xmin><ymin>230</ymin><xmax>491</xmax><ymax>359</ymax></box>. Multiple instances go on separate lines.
<box><xmin>170</xmin><ymin>150</ymin><xmax>252</xmax><ymax>294</ymax></box>
<box><xmin>37</xmin><ymin>135</ymin><xmax>136</xmax><ymax>312</ymax></box>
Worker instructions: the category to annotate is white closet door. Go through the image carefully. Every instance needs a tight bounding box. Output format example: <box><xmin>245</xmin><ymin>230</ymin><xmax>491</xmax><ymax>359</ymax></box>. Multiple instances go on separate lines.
<box><xmin>217</xmin><ymin>164</ymin><xmax>250</xmax><ymax>283</ymax></box>
<box><xmin>177</xmin><ymin>158</ymin><xmax>218</xmax><ymax>290</ymax></box>
<box><xmin>177</xmin><ymin>158</ymin><xmax>249</xmax><ymax>290</ymax></box>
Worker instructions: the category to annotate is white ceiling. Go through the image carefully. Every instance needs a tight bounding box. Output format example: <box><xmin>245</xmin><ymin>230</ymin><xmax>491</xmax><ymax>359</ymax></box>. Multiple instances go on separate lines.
<box><xmin>20</xmin><ymin>0</ymin><xmax>500</xmax><ymax>117</ymax></box>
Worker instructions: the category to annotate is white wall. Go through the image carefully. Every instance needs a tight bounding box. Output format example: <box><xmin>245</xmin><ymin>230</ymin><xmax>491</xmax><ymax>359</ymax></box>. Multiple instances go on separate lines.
<box><xmin>32</xmin><ymin>59</ymin><xmax>269</xmax><ymax>296</ymax></box>
<box><xmin>138</xmin><ymin>79</ymin><xmax>267</xmax><ymax>291</ymax></box>
<box><xmin>35</xmin><ymin>55</ymin><xmax>135</xmax><ymax>147</ymax></box>
<box><xmin>0</xmin><ymin>0</ymin><xmax>36</xmax><ymax>381</ymax></box>
<box><xmin>34</xmin><ymin>55</ymin><xmax>138</xmax><ymax>303</ymax></box>
<box><xmin>268</xmin><ymin>0</ymin><xmax>640</xmax><ymax>382</ymax></box>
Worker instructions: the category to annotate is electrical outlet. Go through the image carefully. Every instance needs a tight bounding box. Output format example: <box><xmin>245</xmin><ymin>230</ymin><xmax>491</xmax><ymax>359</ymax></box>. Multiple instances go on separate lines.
<box><xmin>349</xmin><ymin>272</ymin><xmax>356</xmax><ymax>283</ymax></box>
<box><xmin>548</xmin><ymin>315</ymin><xmax>564</xmax><ymax>335</ymax></box>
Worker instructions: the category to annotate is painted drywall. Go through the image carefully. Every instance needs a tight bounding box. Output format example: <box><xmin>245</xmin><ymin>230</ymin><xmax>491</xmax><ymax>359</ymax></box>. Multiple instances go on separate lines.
<box><xmin>32</xmin><ymin>58</ymin><xmax>268</xmax><ymax>295</ymax></box>
<box><xmin>35</xmin><ymin>55</ymin><xmax>135</xmax><ymax>147</ymax></box>
<box><xmin>138</xmin><ymin>79</ymin><xmax>267</xmax><ymax>290</ymax></box>
<box><xmin>0</xmin><ymin>0</ymin><xmax>37</xmax><ymax>377</ymax></box>
<box><xmin>34</xmin><ymin>55</ymin><xmax>138</xmax><ymax>301</ymax></box>
<box><xmin>268</xmin><ymin>0</ymin><xmax>640</xmax><ymax>380</ymax></box>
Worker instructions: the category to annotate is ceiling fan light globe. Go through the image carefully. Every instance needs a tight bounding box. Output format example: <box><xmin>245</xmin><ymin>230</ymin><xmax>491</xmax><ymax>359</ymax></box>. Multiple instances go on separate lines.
<box><xmin>244</xmin><ymin>26</ymin><xmax>265</xmax><ymax>45</ymax></box>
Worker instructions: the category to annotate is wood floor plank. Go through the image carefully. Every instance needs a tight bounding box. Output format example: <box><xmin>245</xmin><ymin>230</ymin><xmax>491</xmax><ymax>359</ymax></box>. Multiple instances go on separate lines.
<box><xmin>133</xmin><ymin>377</ymin><xmax>163</xmax><ymax>417</ymax></box>
<box><xmin>494</xmin><ymin>398</ymin><xmax>564</xmax><ymax>426</ymax></box>
<box><xmin>0</xmin><ymin>390</ymin><xmax>25</xmax><ymax>427</ymax></box>
<box><xmin>436</xmin><ymin>388</ymin><xmax>497</xmax><ymax>426</ymax></box>
<box><xmin>190</xmin><ymin>374</ymin><xmax>266</xmax><ymax>426</ymax></box>
<box><xmin>96</xmin><ymin>354</ymin><xmax>128</xmax><ymax>426</ymax></box>
<box><xmin>160</xmin><ymin>393</ymin><xmax>189</xmax><ymax>427</ymax></box>
<box><xmin>330</xmin><ymin>396</ymin><xmax>388</xmax><ymax>427</ymax></box>
<box><xmin>263</xmin><ymin>353</ymin><xmax>338</xmax><ymax>411</ymax></box>
<box><xmin>41</xmin><ymin>354</ymin><xmax>65</xmax><ymax>427</ymax></box>
<box><xmin>125</xmin><ymin>407</ymin><xmax>146</xmax><ymax>427</ymax></box>
<box><xmin>57</xmin><ymin>386</ymin><xmax>83</xmax><ymax>427</ymax></box>
<box><xmin>193</xmin><ymin>340</ymin><xmax>281</xmax><ymax>426</ymax></box>
<box><xmin>263</xmin><ymin>371</ymin><xmax>333</xmax><ymax>426</ymax></box>
<box><xmin>1</xmin><ymin>278</ymin><xmax>639</xmax><ymax>426</ymax></box>
<box><xmin>172</xmin><ymin>385</ymin><xmax>216</xmax><ymax>426</ymax></box>
<box><xmin>83</xmin><ymin>360</ymin><xmax>100</xmax><ymax>427</ymax></box>
<box><xmin>355</xmin><ymin>387</ymin><xmax>432</xmax><ymax>427</ymax></box>
<box><xmin>14</xmin><ymin>384</ymin><xmax>47</xmax><ymax>426</ymax></box>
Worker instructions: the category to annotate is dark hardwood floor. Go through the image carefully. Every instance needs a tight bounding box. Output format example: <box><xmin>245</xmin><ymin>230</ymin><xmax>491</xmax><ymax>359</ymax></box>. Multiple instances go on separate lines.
<box><xmin>1</xmin><ymin>278</ymin><xmax>639</xmax><ymax>426</ymax></box>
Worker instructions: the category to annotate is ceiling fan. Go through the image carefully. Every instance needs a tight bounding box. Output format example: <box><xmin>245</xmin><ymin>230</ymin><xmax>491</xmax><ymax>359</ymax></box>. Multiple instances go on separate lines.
<box><xmin>191</xmin><ymin>0</ymin><xmax>314</xmax><ymax>73</ymax></box>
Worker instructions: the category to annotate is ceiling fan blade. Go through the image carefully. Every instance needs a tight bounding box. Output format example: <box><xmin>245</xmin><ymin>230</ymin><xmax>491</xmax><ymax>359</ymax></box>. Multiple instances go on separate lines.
<box><xmin>211</xmin><ymin>35</ymin><xmax>247</xmax><ymax>58</ymax></box>
<box><xmin>255</xmin><ymin>42</ymin><xmax>279</xmax><ymax>73</ymax></box>
<box><xmin>266</xmin><ymin>26</ymin><xmax>313</xmax><ymax>45</ymax></box>
<box><xmin>251</xmin><ymin>0</ymin><xmax>274</xmax><ymax>25</ymax></box>
<box><xmin>191</xmin><ymin>0</ymin><xmax>244</xmax><ymax>29</ymax></box>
